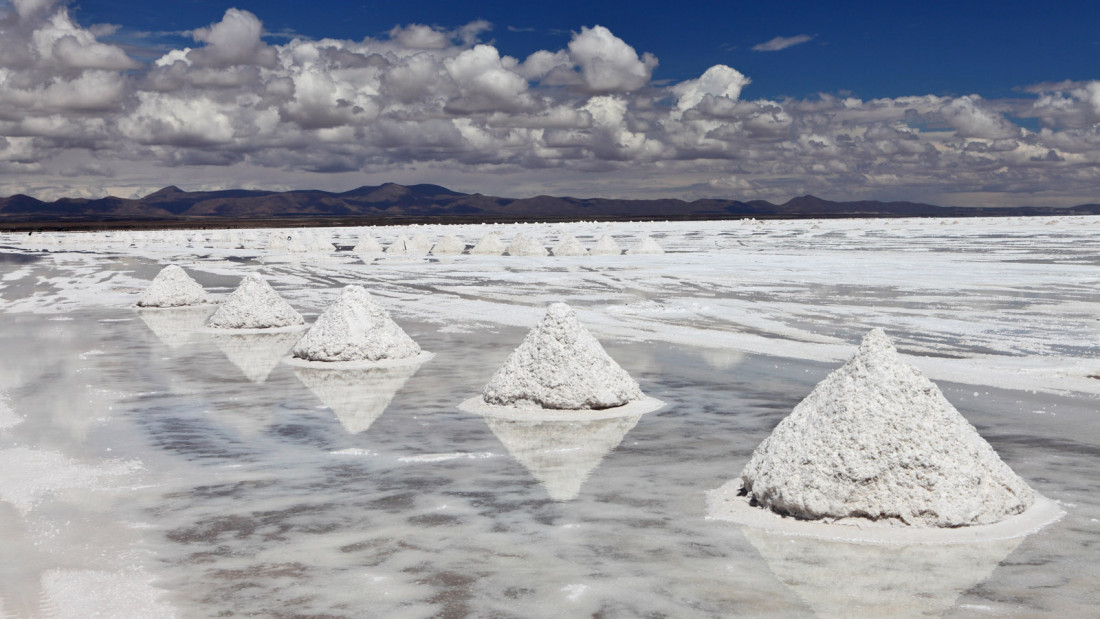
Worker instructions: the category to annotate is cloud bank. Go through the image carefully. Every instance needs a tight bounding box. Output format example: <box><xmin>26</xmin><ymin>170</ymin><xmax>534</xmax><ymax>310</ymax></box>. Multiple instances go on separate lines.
<box><xmin>1</xmin><ymin>4</ymin><xmax>1099</xmax><ymax>206</ymax></box>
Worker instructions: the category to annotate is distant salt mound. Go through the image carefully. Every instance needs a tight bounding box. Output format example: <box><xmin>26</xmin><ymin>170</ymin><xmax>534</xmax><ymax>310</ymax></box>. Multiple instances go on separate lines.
<box><xmin>731</xmin><ymin>328</ymin><xmax>1035</xmax><ymax>528</ymax></box>
<box><xmin>285</xmin><ymin>233</ymin><xmax>309</xmax><ymax>253</ymax></box>
<box><xmin>206</xmin><ymin>273</ymin><xmax>304</xmax><ymax>330</ymax></box>
<box><xmin>506</xmin><ymin>233</ymin><xmax>548</xmax><ymax>257</ymax></box>
<box><xmin>137</xmin><ymin>265</ymin><xmax>210</xmax><ymax>308</ymax></box>
<box><xmin>470</xmin><ymin>231</ymin><xmax>506</xmax><ymax>255</ymax></box>
<box><xmin>589</xmin><ymin>234</ymin><xmax>622</xmax><ymax>255</ymax></box>
<box><xmin>480</xmin><ymin>303</ymin><xmax>645</xmax><ymax>410</ymax></box>
<box><xmin>386</xmin><ymin>235</ymin><xmax>426</xmax><ymax>255</ymax></box>
<box><xmin>551</xmin><ymin>235</ymin><xmax>588</xmax><ymax>257</ymax></box>
<box><xmin>354</xmin><ymin>235</ymin><xmax>383</xmax><ymax>254</ymax></box>
<box><xmin>626</xmin><ymin>235</ymin><xmax>664</xmax><ymax>255</ymax></box>
<box><xmin>409</xmin><ymin>233</ymin><xmax>432</xmax><ymax>254</ymax></box>
<box><xmin>430</xmin><ymin>234</ymin><xmax>465</xmax><ymax>255</ymax></box>
<box><xmin>291</xmin><ymin>285</ymin><xmax>422</xmax><ymax>363</ymax></box>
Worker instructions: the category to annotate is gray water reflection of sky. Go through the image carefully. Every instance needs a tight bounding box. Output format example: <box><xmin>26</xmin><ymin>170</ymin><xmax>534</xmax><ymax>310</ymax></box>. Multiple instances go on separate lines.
<box><xmin>0</xmin><ymin>303</ymin><xmax>1097</xmax><ymax>617</ymax></box>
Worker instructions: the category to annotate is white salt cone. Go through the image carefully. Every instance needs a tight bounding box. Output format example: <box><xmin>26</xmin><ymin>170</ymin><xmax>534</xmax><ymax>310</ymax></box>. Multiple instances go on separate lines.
<box><xmin>551</xmin><ymin>235</ymin><xmax>588</xmax><ymax>257</ymax></box>
<box><xmin>137</xmin><ymin>265</ymin><xmax>209</xmax><ymax>308</ymax></box>
<box><xmin>430</xmin><ymin>234</ymin><xmax>465</xmax><ymax>255</ymax></box>
<box><xmin>505</xmin><ymin>233</ymin><xmax>548</xmax><ymax>256</ymax></box>
<box><xmin>589</xmin><ymin>234</ymin><xmax>622</xmax><ymax>255</ymax></box>
<box><xmin>738</xmin><ymin>328</ymin><xmax>1034</xmax><ymax>527</ymax></box>
<box><xmin>470</xmin><ymin>232</ymin><xmax>506</xmax><ymax>255</ymax></box>
<box><xmin>206</xmin><ymin>273</ymin><xmax>304</xmax><ymax>330</ymax></box>
<box><xmin>291</xmin><ymin>285</ymin><xmax>421</xmax><ymax>363</ymax></box>
<box><xmin>626</xmin><ymin>235</ymin><xmax>664</xmax><ymax>255</ymax></box>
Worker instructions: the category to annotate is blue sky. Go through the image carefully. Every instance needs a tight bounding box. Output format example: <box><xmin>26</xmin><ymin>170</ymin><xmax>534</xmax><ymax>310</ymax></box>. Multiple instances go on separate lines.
<box><xmin>2</xmin><ymin>0</ymin><xmax>1098</xmax><ymax>205</ymax></box>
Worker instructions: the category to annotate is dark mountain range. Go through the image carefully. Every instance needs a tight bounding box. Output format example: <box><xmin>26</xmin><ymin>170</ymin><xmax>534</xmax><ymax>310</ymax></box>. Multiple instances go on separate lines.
<box><xmin>2</xmin><ymin>182</ymin><xmax>1098</xmax><ymax>230</ymax></box>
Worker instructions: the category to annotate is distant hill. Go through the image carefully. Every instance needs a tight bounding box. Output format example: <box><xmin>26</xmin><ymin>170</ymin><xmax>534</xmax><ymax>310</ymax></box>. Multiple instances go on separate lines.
<box><xmin>2</xmin><ymin>183</ymin><xmax>1099</xmax><ymax>230</ymax></box>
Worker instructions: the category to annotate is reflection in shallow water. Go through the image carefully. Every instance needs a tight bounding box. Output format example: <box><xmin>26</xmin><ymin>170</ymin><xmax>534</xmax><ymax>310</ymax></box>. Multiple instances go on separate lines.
<box><xmin>293</xmin><ymin>362</ymin><xmax>425</xmax><ymax>434</ymax></box>
<box><xmin>740</xmin><ymin>526</ymin><xmax>1023</xmax><ymax>618</ymax></box>
<box><xmin>211</xmin><ymin>331</ymin><xmax>300</xmax><ymax>383</ymax></box>
<box><xmin>483</xmin><ymin>415</ymin><xmax>641</xmax><ymax>501</ymax></box>
<box><xmin>136</xmin><ymin>306</ymin><xmax>213</xmax><ymax>349</ymax></box>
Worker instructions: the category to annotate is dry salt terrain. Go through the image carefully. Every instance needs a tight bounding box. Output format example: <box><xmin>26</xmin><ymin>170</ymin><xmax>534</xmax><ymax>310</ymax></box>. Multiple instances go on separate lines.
<box><xmin>0</xmin><ymin>216</ymin><xmax>1098</xmax><ymax>617</ymax></box>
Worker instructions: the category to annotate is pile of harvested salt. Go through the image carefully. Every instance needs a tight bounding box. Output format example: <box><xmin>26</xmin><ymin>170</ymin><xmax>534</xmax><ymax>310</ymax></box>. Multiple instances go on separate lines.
<box><xmin>386</xmin><ymin>235</ymin><xmax>426</xmax><ymax>255</ymax></box>
<box><xmin>430</xmin><ymin>234</ymin><xmax>465</xmax><ymax>255</ymax></box>
<box><xmin>551</xmin><ymin>235</ymin><xmax>588</xmax><ymax>256</ymax></box>
<box><xmin>137</xmin><ymin>265</ymin><xmax>210</xmax><ymax>308</ymax></box>
<box><xmin>470</xmin><ymin>231</ymin><xmax>506</xmax><ymax>255</ymax></box>
<box><xmin>206</xmin><ymin>273</ymin><xmax>304</xmax><ymax>330</ymax></box>
<box><xmin>291</xmin><ymin>285</ymin><xmax>422</xmax><ymax>363</ymax></box>
<box><xmin>506</xmin><ymin>233</ymin><xmax>548</xmax><ymax>257</ymax></box>
<box><xmin>626</xmin><ymin>235</ymin><xmax>664</xmax><ymax>255</ymax></box>
<box><xmin>729</xmin><ymin>328</ymin><xmax>1035</xmax><ymax>528</ymax></box>
<box><xmin>409</xmin><ymin>233</ymin><xmax>432</xmax><ymax>254</ymax></box>
<box><xmin>354</xmin><ymin>235</ymin><xmax>383</xmax><ymax>254</ymax></box>
<box><xmin>481</xmin><ymin>303</ymin><xmax>643</xmax><ymax>410</ymax></box>
<box><xmin>589</xmin><ymin>234</ymin><xmax>622</xmax><ymax>255</ymax></box>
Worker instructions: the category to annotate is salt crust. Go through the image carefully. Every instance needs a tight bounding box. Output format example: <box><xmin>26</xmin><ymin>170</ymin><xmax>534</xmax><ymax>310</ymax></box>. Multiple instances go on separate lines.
<box><xmin>589</xmin><ymin>234</ymin><xmax>622</xmax><ymax>255</ymax></box>
<box><xmin>477</xmin><ymin>302</ymin><xmax>650</xmax><ymax>411</ymax></box>
<box><xmin>205</xmin><ymin>273</ymin><xmax>305</xmax><ymax>330</ymax></box>
<box><xmin>706</xmin><ymin>481</ymin><xmax>1064</xmax><ymax>545</ymax></box>
<box><xmin>136</xmin><ymin>265</ymin><xmax>210</xmax><ymax>308</ymax></box>
<box><xmin>506</xmin><ymin>233</ymin><xmax>548</xmax><ymax>256</ymax></box>
<box><xmin>290</xmin><ymin>285</ymin><xmax>423</xmax><ymax>363</ymax></box>
<box><xmin>627</xmin><ymin>236</ymin><xmax>664</xmax><ymax>254</ymax></box>
<box><xmin>430</xmin><ymin>234</ymin><xmax>466</xmax><ymax>255</ymax></box>
<box><xmin>738</xmin><ymin>328</ymin><xmax>1036</xmax><ymax>528</ymax></box>
<box><xmin>551</xmin><ymin>235</ymin><xmax>589</xmax><ymax>256</ymax></box>
<box><xmin>460</xmin><ymin>394</ymin><xmax>664</xmax><ymax>421</ymax></box>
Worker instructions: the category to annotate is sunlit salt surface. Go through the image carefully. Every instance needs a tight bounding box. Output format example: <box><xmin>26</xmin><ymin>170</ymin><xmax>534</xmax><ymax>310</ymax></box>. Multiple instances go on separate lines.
<box><xmin>1</xmin><ymin>217</ymin><xmax>1099</xmax><ymax>617</ymax></box>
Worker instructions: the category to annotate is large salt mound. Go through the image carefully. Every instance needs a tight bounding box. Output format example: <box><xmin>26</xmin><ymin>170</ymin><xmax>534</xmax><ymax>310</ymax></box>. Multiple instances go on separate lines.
<box><xmin>506</xmin><ymin>233</ymin><xmax>548</xmax><ymax>257</ymax></box>
<box><xmin>137</xmin><ymin>265</ymin><xmax>210</xmax><ymax>308</ymax></box>
<box><xmin>353</xmin><ymin>235</ymin><xmax>382</xmax><ymax>254</ymax></box>
<box><xmin>206</xmin><ymin>273</ymin><xmax>304</xmax><ymax>330</ymax></box>
<box><xmin>430</xmin><ymin>234</ymin><xmax>465</xmax><ymax>255</ymax></box>
<box><xmin>626</xmin><ymin>235</ymin><xmax>664</xmax><ymax>255</ymax></box>
<box><xmin>589</xmin><ymin>234</ymin><xmax>622</xmax><ymax>255</ymax></box>
<box><xmin>481</xmin><ymin>303</ymin><xmax>644</xmax><ymax>410</ymax></box>
<box><xmin>551</xmin><ymin>235</ymin><xmax>588</xmax><ymax>257</ymax></box>
<box><xmin>738</xmin><ymin>328</ymin><xmax>1034</xmax><ymax>528</ymax></box>
<box><xmin>470</xmin><ymin>231</ymin><xmax>506</xmax><ymax>255</ymax></box>
<box><xmin>291</xmin><ymin>285</ymin><xmax>421</xmax><ymax>362</ymax></box>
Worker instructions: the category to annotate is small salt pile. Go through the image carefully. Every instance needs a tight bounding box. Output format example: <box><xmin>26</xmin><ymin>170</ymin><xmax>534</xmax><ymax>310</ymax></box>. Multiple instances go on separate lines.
<box><xmin>285</xmin><ymin>233</ymin><xmax>309</xmax><ymax>253</ymax></box>
<box><xmin>291</xmin><ymin>285</ymin><xmax>422</xmax><ymax>363</ymax></box>
<box><xmin>727</xmin><ymin>328</ymin><xmax>1035</xmax><ymax>528</ymax></box>
<box><xmin>409</xmin><ymin>233</ymin><xmax>432</xmax><ymax>254</ymax></box>
<box><xmin>551</xmin><ymin>235</ymin><xmax>588</xmax><ymax>257</ymax></box>
<box><xmin>430</xmin><ymin>234</ymin><xmax>465</xmax><ymax>255</ymax></box>
<box><xmin>626</xmin><ymin>235</ymin><xmax>664</xmax><ymax>255</ymax></box>
<box><xmin>385</xmin><ymin>235</ymin><xmax>418</xmax><ymax>255</ymax></box>
<box><xmin>589</xmin><ymin>234</ymin><xmax>622</xmax><ymax>255</ymax></box>
<box><xmin>470</xmin><ymin>231</ymin><xmax>506</xmax><ymax>255</ymax></box>
<box><xmin>353</xmin><ymin>234</ymin><xmax>383</xmax><ymax>254</ymax></box>
<box><xmin>206</xmin><ymin>273</ymin><xmax>304</xmax><ymax>330</ymax></box>
<box><xmin>505</xmin><ymin>233</ymin><xmax>548</xmax><ymax>257</ymax></box>
<box><xmin>137</xmin><ymin>265</ymin><xmax>210</xmax><ymax>308</ymax></box>
<box><xmin>481</xmin><ymin>303</ymin><xmax>644</xmax><ymax>410</ymax></box>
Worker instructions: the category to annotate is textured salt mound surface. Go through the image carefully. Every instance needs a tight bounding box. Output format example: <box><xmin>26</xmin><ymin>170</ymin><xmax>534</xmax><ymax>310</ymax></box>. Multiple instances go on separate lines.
<box><xmin>590</xmin><ymin>234</ymin><xmax>622</xmax><ymax>255</ymax></box>
<box><xmin>552</xmin><ymin>235</ymin><xmax>588</xmax><ymax>256</ymax></box>
<box><xmin>506</xmin><ymin>234</ymin><xmax>548</xmax><ymax>256</ymax></box>
<box><xmin>627</xmin><ymin>235</ymin><xmax>664</xmax><ymax>254</ymax></box>
<box><xmin>470</xmin><ymin>232</ymin><xmax>506</xmax><ymax>255</ymax></box>
<box><xmin>206</xmin><ymin>273</ymin><xmax>304</xmax><ymax>330</ymax></box>
<box><xmin>410</xmin><ymin>233</ymin><xmax>432</xmax><ymax>254</ymax></box>
<box><xmin>353</xmin><ymin>235</ymin><xmax>383</xmax><ymax>254</ymax></box>
<box><xmin>739</xmin><ymin>328</ymin><xmax>1035</xmax><ymax>527</ymax></box>
<box><xmin>137</xmin><ymin>265</ymin><xmax>210</xmax><ymax>308</ymax></box>
<box><xmin>482</xmin><ymin>303</ymin><xmax>644</xmax><ymax>410</ymax></box>
<box><xmin>291</xmin><ymin>285</ymin><xmax>421</xmax><ymax>362</ymax></box>
<box><xmin>430</xmin><ymin>234</ymin><xmax>465</xmax><ymax>255</ymax></box>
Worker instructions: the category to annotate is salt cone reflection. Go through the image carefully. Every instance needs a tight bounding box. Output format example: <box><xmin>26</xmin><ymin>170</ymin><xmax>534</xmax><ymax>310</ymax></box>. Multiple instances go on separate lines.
<box><xmin>293</xmin><ymin>362</ymin><xmax>424</xmax><ymax>434</ymax></box>
<box><xmin>137</xmin><ymin>306</ymin><xmax>214</xmax><ymax>349</ymax></box>
<box><xmin>739</xmin><ymin>526</ymin><xmax>1023</xmax><ymax>618</ymax></box>
<box><xmin>212</xmin><ymin>331</ymin><xmax>300</xmax><ymax>383</ymax></box>
<box><xmin>483</xmin><ymin>415</ymin><xmax>641</xmax><ymax>501</ymax></box>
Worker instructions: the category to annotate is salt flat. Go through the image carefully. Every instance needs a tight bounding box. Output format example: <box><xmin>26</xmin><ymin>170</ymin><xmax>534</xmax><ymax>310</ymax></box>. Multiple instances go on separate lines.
<box><xmin>0</xmin><ymin>217</ymin><xmax>1097</xmax><ymax>617</ymax></box>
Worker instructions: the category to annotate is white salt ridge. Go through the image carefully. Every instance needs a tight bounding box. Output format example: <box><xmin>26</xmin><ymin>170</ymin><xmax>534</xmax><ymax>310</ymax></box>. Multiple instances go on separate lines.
<box><xmin>136</xmin><ymin>265</ymin><xmax>210</xmax><ymax>308</ymax></box>
<box><xmin>291</xmin><ymin>285</ymin><xmax>421</xmax><ymax>362</ymax></box>
<box><xmin>627</xmin><ymin>235</ymin><xmax>664</xmax><ymax>254</ymax></box>
<box><xmin>589</xmin><ymin>234</ymin><xmax>622</xmax><ymax>255</ymax></box>
<box><xmin>551</xmin><ymin>235</ymin><xmax>588</xmax><ymax>257</ymax></box>
<box><xmin>738</xmin><ymin>328</ymin><xmax>1035</xmax><ymax>528</ymax></box>
<box><xmin>430</xmin><ymin>234</ymin><xmax>465</xmax><ymax>255</ymax></box>
<box><xmin>470</xmin><ymin>231</ymin><xmax>506</xmax><ymax>255</ymax></box>
<box><xmin>482</xmin><ymin>303</ymin><xmax>644</xmax><ymax>410</ymax></box>
<box><xmin>506</xmin><ymin>234</ymin><xmax>548</xmax><ymax>256</ymax></box>
<box><xmin>206</xmin><ymin>273</ymin><xmax>304</xmax><ymax>330</ymax></box>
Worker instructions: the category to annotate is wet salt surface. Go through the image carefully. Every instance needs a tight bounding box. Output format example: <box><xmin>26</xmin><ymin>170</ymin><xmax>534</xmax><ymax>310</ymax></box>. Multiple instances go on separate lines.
<box><xmin>0</xmin><ymin>218</ymin><xmax>1098</xmax><ymax>616</ymax></box>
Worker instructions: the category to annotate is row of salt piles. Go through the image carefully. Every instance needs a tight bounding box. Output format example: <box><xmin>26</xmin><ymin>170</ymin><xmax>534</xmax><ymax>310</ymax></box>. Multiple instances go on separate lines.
<box><xmin>357</xmin><ymin>231</ymin><xmax>663</xmax><ymax>256</ymax></box>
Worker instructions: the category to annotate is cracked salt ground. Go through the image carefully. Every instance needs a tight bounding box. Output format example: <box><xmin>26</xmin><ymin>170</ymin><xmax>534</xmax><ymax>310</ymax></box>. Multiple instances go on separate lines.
<box><xmin>1</xmin><ymin>217</ymin><xmax>1099</xmax><ymax>616</ymax></box>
